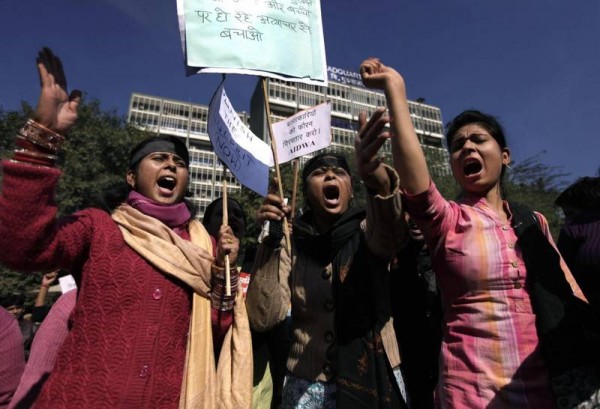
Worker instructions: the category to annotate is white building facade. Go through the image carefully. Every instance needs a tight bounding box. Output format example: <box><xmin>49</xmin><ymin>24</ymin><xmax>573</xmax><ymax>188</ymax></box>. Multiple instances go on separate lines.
<box><xmin>127</xmin><ymin>67</ymin><xmax>447</xmax><ymax>217</ymax></box>
<box><xmin>250</xmin><ymin>66</ymin><xmax>449</xmax><ymax>175</ymax></box>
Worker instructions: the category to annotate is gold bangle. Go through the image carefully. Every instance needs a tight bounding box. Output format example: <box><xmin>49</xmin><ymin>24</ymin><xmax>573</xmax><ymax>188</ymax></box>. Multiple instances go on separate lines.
<box><xmin>211</xmin><ymin>264</ymin><xmax>239</xmax><ymax>277</ymax></box>
<box><xmin>19</xmin><ymin>119</ymin><xmax>65</xmax><ymax>153</ymax></box>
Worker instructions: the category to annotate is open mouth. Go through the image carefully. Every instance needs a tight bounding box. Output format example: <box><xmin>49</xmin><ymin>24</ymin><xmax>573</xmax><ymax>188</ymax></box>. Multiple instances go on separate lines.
<box><xmin>463</xmin><ymin>160</ymin><xmax>482</xmax><ymax>176</ymax></box>
<box><xmin>157</xmin><ymin>176</ymin><xmax>177</xmax><ymax>192</ymax></box>
<box><xmin>323</xmin><ymin>185</ymin><xmax>340</xmax><ymax>206</ymax></box>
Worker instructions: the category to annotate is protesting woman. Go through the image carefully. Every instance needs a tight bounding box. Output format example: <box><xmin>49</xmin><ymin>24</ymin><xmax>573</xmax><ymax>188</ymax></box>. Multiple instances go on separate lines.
<box><xmin>358</xmin><ymin>58</ymin><xmax>586</xmax><ymax>408</ymax></box>
<box><xmin>0</xmin><ymin>47</ymin><xmax>251</xmax><ymax>409</ymax></box>
<box><xmin>246</xmin><ymin>146</ymin><xmax>409</xmax><ymax>408</ymax></box>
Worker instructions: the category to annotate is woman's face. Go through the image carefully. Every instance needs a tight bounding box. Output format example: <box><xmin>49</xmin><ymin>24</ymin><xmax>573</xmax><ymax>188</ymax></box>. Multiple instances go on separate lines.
<box><xmin>204</xmin><ymin>201</ymin><xmax>246</xmax><ymax>240</ymax></box>
<box><xmin>449</xmin><ymin>124</ymin><xmax>510</xmax><ymax>196</ymax></box>
<box><xmin>126</xmin><ymin>152</ymin><xmax>189</xmax><ymax>205</ymax></box>
<box><xmin>305</xmin><ymin>165</ymin><xmax>352</xmax><ymax>225</ymax></box>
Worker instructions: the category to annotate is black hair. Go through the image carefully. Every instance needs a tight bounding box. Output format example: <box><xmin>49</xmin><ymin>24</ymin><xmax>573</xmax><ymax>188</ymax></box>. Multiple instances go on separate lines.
<box><xmin>202</xmin><ymin>197</ymin><xmax>246</xmax><ymax>239</ymax></box>
<box><xmin>128</xmin><ymin>135</ymin><xmax>190</xmax><ymax>171</ymax></box>
<box><xmin>555</xmin><ymin>176</ymin><xmax>600</xmax><ymax>211</ymax></box>
<box><xmin>203</xmin><ymin>197</ymin><xmax>246</xmax><ymax>227</ymax></box>
<box><xmin>445</xmin><ymin>110</ymin><xmax>507</xmax><ymax>152</ymax></box>
<box><xmin>1</xmin><ymin>293</ymin><xmax>25</xmax><ymax>308</ymax></box>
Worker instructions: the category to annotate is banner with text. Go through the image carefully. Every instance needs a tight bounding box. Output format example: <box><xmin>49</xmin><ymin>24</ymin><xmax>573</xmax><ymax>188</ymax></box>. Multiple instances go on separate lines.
<box><xmin>208</xmin><ymin>82</ymin><xmax>274</xmax><ymax>196</ymax></box>
<box><xmin>177</xmin><ymin>0</ymin><xmax>327</xmax><ymax>85</ymax></box>
<box><xmin>272</xmin><ymin>102</ymin><xmax>331</xmax><ymax>164</ymax></box>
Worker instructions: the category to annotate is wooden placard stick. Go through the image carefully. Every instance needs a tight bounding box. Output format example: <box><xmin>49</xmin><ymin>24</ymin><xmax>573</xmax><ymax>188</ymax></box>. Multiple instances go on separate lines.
<box><xmin>221</xmin><ymin>166</ymin><xmax>231</xmax><ymax>297</ymax></box>
<box><xmin>290</xmin><ymin>159</ymin><xmax>299</xmax><ymax>220</ymax></box>
<box><xmin>262</xmin><ymin>78</ymin><xmax>291</xmax><ymax>253</ymax></box>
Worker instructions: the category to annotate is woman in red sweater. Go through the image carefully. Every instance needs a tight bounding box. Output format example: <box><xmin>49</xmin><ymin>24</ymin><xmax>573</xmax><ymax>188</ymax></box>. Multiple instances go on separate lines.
<box><xmin>0</xmin><ymin>48</ymin><xmax>252</xmax><ymax>408</ymax></box>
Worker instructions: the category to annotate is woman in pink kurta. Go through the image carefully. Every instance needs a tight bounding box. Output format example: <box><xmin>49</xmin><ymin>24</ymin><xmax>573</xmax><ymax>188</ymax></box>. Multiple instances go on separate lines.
<box><xmin>357</xmin><ymin>58</ymin><xmax>585</xmax><ymax>409</ymax></box>
<box><xmin>403</xmin><ymin>181</ymin><xmax>556</xmax><ymax>407</ymax></box>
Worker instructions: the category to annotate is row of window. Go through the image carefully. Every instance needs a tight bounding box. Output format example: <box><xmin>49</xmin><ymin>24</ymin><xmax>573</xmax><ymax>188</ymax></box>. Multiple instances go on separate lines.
<box><xmin>131</xmin><ymin>96</ymin><xmax>161</xmax><ymax>113</ymax></box>
<box><xmin>413</xmin><ymin>117</ymin><xmax>444</xmax><ymax>135</ymax></box>
<box><xmin>131</xmin><ymin>95</ymin><xmax>212</xmax><ymax>122</ymax></box>
<box><xmin>409</xmin><ymin>103</ymin><xmax>442</xmax><ymax>122</ymax></box>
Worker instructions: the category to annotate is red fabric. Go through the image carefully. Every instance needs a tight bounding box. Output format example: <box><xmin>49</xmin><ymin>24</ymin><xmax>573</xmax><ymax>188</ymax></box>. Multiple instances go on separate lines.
<box><xmin>211</xmin><ymin>308</ymin><xmax>234</xmax><ymax>357</ymax></box>
<box><xmin>8</xmin><ymin>290</ymin><xmax>76</xmax><ymax>409</ymax></box>
<box><xmin>0</xmin><ymin>308</ymin><xmax>25</xmax><ymax>409</ymax></box>
<box><xmin>0</xmin><ymin>160</ymin><xmax>229</xmax><ymax>409</ymax></box>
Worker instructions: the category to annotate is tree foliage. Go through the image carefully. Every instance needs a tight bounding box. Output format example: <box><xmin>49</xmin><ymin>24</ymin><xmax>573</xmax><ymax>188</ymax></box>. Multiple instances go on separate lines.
<box><xmin>505</xmin><ymin>152</ymin><xmax>569</xmax><ymax>238</ymax></box>
<box><xmin>1</xmin><ymin>97</ymin><xmax>571</xmax><ymax>306</ymax></box>
<box><xmin>0</xmin><ymin>97</ymin><xmax>149</xmax><ymax>305</ymax></box>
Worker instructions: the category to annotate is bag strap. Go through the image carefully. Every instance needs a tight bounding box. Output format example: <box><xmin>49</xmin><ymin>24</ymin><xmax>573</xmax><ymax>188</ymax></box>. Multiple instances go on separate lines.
<box><xmin>509</xmin><ymin>202</ymin><xmax>540</xmax><ymax>236</ymax></box>
<box><xmin>510</xmin><ymin>202</ymin><xmax>569</xmax><ymax>294</ymax></box>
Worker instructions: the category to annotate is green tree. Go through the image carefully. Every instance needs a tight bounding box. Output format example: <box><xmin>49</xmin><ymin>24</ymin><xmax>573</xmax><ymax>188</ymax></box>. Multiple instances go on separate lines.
<box><xmin>505</xmin><ymin>152</ymin><xmax>569</xmax><ymax>238</ymax></box>
<box><xmin>0</xmin><ymin>97</ymin><xmax>149</xmax><ymax>305</ymax></box>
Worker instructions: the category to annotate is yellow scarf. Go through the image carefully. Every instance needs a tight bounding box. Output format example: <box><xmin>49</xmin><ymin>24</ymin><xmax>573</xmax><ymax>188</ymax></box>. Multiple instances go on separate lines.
<box><xmin>112</xmin><ymin>205</ymin><xmax>252</xmax><ymax>409</ymax></box>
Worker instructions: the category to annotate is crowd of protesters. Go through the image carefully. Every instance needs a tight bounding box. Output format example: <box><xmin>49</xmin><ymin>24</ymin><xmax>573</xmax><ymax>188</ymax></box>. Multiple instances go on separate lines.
<box><xmin>0</xmin><ymin>48</ymin><xmax>599</xmax><ymax>409</ymax></box>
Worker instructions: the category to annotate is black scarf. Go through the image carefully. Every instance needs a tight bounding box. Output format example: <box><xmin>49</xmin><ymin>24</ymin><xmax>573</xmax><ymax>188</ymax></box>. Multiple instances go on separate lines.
<box><xmin>294</xmin><ymin>208</ymin><xmax>405</xmax><ymax>408</ymax></box>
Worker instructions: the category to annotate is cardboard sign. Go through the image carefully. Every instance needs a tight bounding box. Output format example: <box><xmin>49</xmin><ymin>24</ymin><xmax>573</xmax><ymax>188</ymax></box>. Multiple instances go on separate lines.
<box><xmin>177</xmin><ymin>0</ymin><xmax>327</xmax><ymax>85</ymax></box>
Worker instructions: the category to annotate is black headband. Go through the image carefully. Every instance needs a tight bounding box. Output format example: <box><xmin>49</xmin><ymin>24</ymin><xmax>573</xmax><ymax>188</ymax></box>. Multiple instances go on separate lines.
<box><xmin>302</xmin><ymin>154</ymin><xmax>351</xmax><ymax>183</ymax></box>
<box><xmin>129</xmin><ymin>137</ymin><xmax>190</xmax><ymax>169</ymax></box>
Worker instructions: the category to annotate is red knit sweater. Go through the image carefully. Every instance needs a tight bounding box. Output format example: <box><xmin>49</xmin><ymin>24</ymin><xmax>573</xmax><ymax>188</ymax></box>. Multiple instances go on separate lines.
<box><xmin>0</xmin><ymin>161</ymin><xmax>224</xmax><ymax>408</ymax></box>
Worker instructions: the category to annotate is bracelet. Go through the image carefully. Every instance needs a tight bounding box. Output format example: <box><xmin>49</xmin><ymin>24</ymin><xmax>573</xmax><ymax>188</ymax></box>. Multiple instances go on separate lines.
<box><xmin>210</xmin><ymin>278</ymin><xmax>239</xmax><ymax>295</ymax></box>
<box><xmin>16</xmin><ymin>135</ymin><xmax>55</xmax><ymax>154</ymax></box>
<box><xmin>210</xmin><ymin>290</ymin><xmax>237</xmax><ymax>311</ymax></box>
<box><xmin>13</xmin><ymin>149</ymin><xmax>57</xmax><ymax>167</ymax></box>
<box><xmin>210</xmin><ymin>297</ymin><xmax>236</xmax><ymax>311</ymax></box>
<box><xmin>211</xmin><ymin>264</ymin><xmax>239</xmax><ymax>280</ymax></box>
<box><xmin>14</xmin><ymin>148</ymin><xmax>58</xmax><ymax>162</ymax></box>
<box><xmin>210</xmin><ymin>264</ymin><xmax>238</xmax><ymax>311</ymax></box>
<box><xmin>41</xmin><ymin>284</ymin><xmax>50</xmax><ymax>288</ymax></box>
<box><xmin>18</xmin><ymin>119</ymin><xmax>65</xmax><ymax>154</ymax></box>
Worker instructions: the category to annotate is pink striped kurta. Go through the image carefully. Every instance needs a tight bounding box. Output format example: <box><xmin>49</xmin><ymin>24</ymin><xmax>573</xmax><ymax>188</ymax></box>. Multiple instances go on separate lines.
<box><xmin>404</xmin><ymin>182</ymin><xmax>556</xmax><ymax>409</ymax></box>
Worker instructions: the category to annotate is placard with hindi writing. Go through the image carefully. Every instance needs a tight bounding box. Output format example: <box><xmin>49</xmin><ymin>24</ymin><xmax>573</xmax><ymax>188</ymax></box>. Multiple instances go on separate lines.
<box><xmin>177</xmin><ymin>0</ymin><xmax>327</xmax><ymax>85</ymax></box>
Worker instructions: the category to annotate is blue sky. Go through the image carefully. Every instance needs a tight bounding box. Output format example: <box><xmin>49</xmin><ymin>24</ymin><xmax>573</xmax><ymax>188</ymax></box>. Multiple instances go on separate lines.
<box><xmin>1</xmin><ymin>0</ymin><xmax>599</xmax><ymax>184</ymax></box>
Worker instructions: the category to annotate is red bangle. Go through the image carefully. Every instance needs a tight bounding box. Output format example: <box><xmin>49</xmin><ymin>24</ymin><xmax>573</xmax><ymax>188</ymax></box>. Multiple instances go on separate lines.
<box><xmin>13</xmin><ymin>150</ymin><xmax>56</xmax><ymax>167</ymax></box>
<box><xmin>13</xmin><ymin>149</ymin><xmax>57</xmax><ymax>167</ymax></box>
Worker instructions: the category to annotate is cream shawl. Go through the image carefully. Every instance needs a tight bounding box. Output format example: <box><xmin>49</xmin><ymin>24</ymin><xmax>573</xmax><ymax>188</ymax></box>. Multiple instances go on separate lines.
<box><xmin>112</xmin><ymin>205</ymin><xmax>252</xmax><ymax>409</ymax></box>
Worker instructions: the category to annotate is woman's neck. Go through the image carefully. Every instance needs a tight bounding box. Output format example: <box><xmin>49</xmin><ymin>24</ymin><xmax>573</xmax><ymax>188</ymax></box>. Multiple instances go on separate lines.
<box><xmin>484</xmin><ymin>185</ymin><xmax>509</xmax><ymax>223</ymax></box>
<box><xmin>467</xmin><ymin>184</ymin><xmax>508</xmax><ymax>223</ymax></box>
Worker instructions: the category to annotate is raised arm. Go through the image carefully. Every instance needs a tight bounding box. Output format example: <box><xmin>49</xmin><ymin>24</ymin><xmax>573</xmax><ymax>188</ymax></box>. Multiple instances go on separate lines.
<box><xmin>355</xmin><ymin>111</ymin><xmax>408</xmax><ymax>257</ymax></box>
<box><xmin>35</xmin><ymin>270</ymin><xmax>58</xmax><ymax>308</ymax></box>
<box><xmin>0</xmin><ymin>48</ymin><xmax>91</xmax><ymax>271</ymax></box>
<box><xmin>359</xmin><ymin>58</ymin><xmax>430</xmax><ymax>195</ymax></box>
<box><xmin>11</xmin><ymin>47</ymin><xmax>81</xmax><ymax>168</ymax></box>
